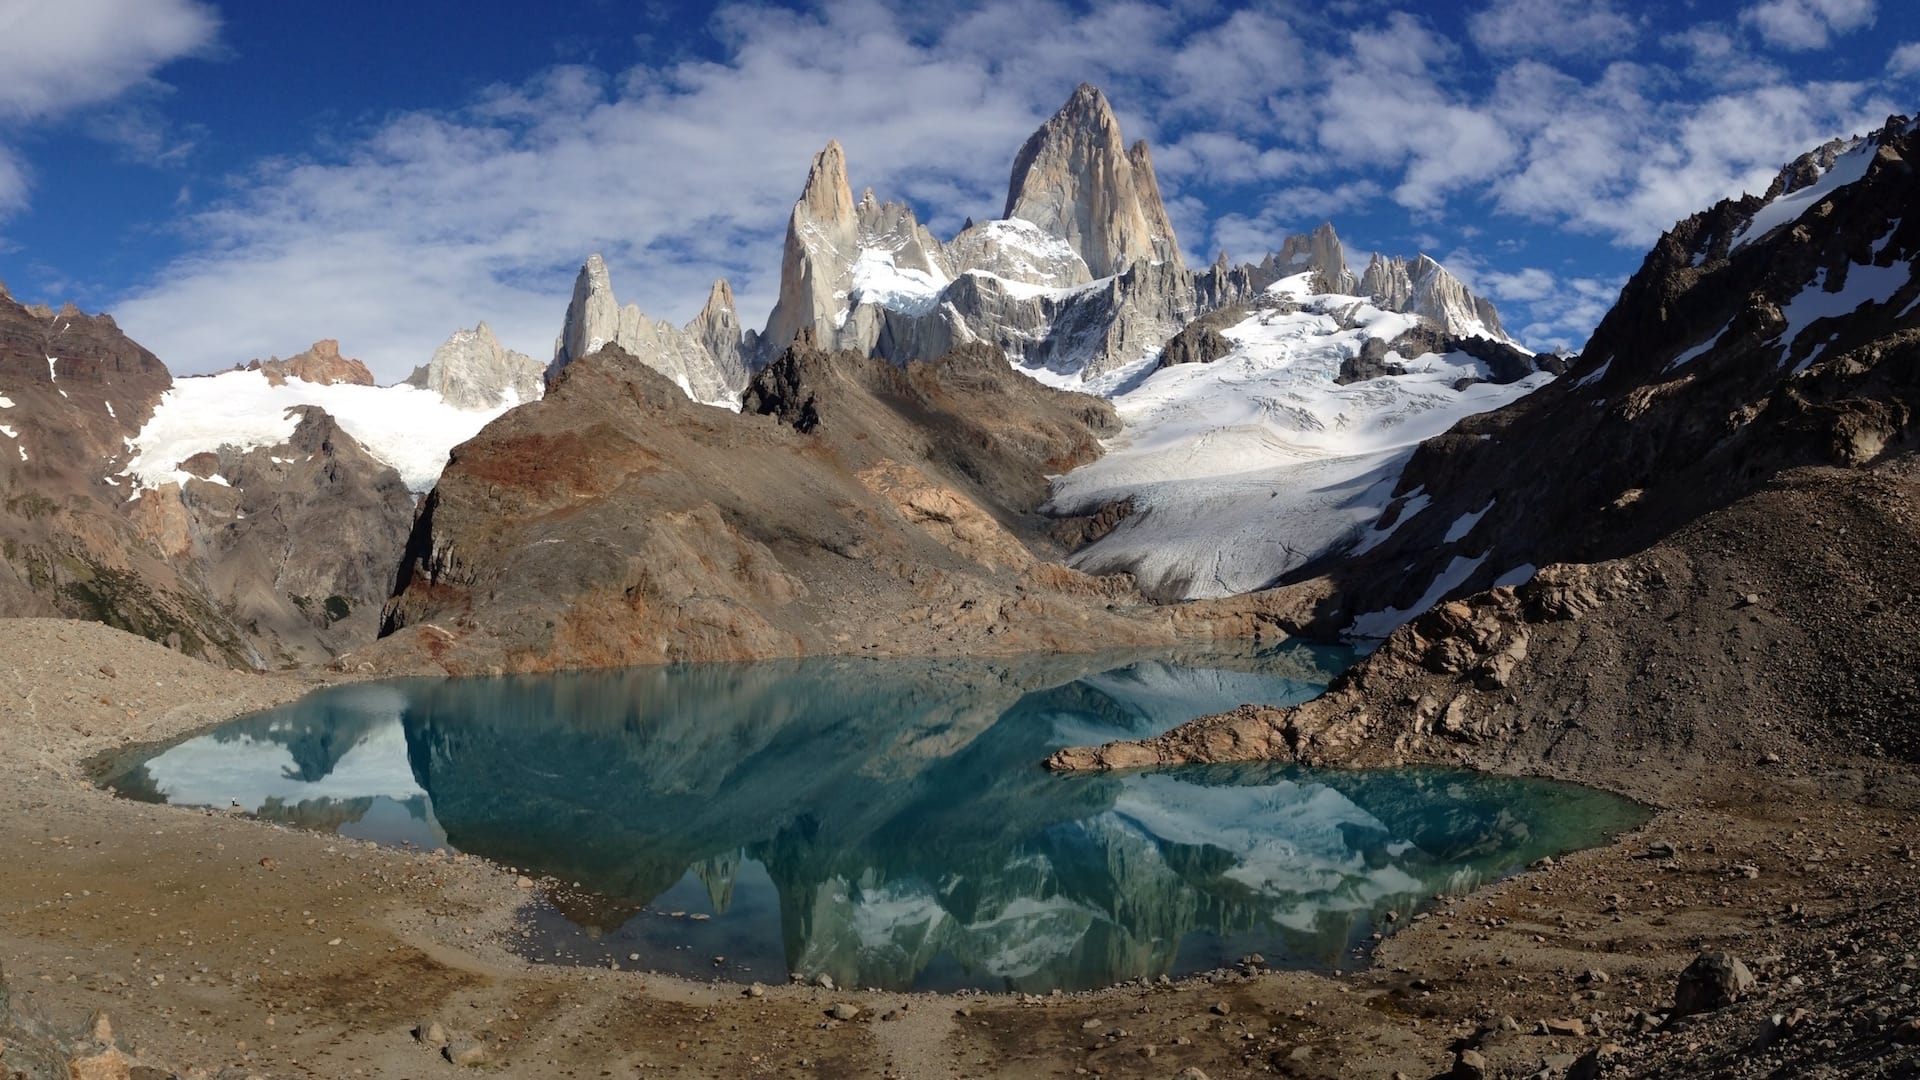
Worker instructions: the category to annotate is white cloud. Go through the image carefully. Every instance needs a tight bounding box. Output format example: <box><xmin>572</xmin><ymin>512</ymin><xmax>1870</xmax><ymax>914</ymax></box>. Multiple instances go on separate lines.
<box><xmin>1209</xmin><ymin>180</ymin><xmax>1384</xmax><ymax>261</ymax></box>
<box><xmin>1488</xmin><ymin>60</ymin><xmax>1894</xmax><ymax>248</ymax></box>
<box><xmin>1479</xmin><ymin>266</ymin><xmax>1558</xmax><ymax>303</ymax></box>
<box><xmin>0</xmin><ymin>0</ymin><xmax>216</xmax><ymax>220</ymax></box>
<box><xmin>1739</xmin><ymin>0</ymin><xmax>1876</xmax><ymax>50</ymax></box>
<box><xmin>1663</xmin><ymin>25</ymin><xmax>1784</xmax><ymax>87</ymax></box>
<box><xmin>0</xmin><ymin>147</ymin><xmax>26</xmax><ymax>216</ymax></box>
<box><xmin>76</xmin><ymin>0</ymin><xmax>1909</xmax><ymax>383</ymax></box>
<box><xmin>1469</xmin><ymin>0</ymin><xmax>1638</xmax><ymax>58</ymax></box>
<box><xmin>1317</xmin><ymin>15</ymin><xmax>1516</xmax><ymax>211</ymax></box>
<box><xmin>1514</xmin><ymin>275</ymin><xmax>1625</xmax><ymax>351</ymax></box>
<box><xmin>1889</xmin><ymin>41</ymin><xmax>1920</xmax><ymax>77</ymax></box>
<box><xmin>0</xmin><ymin>0</ymin><xmax>218</xmax><ymax>122</ymax></box>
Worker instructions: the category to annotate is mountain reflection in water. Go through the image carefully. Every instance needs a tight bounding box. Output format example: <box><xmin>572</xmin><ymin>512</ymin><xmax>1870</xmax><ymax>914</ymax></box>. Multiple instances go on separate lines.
<box><xmin>99</xmin><ymin>646</ymin><xmax>1647</xmax><ymax>992</ymax></box>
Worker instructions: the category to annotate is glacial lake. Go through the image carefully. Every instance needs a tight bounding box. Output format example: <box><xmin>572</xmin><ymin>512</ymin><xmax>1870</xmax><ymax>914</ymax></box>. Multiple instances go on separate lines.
<box><xmin>97</xmin><ymin>646</ymin><xmax>1649</xmax><ymax>992</ymax></box>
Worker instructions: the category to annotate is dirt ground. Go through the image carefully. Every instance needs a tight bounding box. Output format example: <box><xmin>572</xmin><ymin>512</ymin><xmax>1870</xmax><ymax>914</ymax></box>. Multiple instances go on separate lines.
<box><xmin>2</xmin><ymin>617</ymin><xmax>1917</xmax><ymax>1079</ymax></box>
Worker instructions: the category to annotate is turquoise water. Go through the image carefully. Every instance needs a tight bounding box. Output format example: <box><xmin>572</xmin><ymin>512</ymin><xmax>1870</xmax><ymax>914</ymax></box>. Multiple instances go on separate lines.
<box><xmin>97</xmin><ymin>645</ymin><xmax>1647</xmax><ymax>992</ymax></box>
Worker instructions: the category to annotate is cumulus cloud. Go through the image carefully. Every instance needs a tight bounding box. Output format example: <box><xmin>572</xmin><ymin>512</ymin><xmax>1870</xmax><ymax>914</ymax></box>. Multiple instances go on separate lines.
<box><xmin>1317</xmin><ymin>15</ymin><xmax>1516</xmax><ymax>211</ymax></box>
<box><xmin>79</xmin><ymin>0</ymin><xmax>1910</xmax><ymax>376</ymax></box>
<box><xmin>1663</xmin><ymin>25</ymin><xmax>1784</xmax><ymax>88</ymax></box>
<box><xmin>0</xmin><ymin>0</ymin><xmax>218</xmax><ymax>122</ymax></box>
<box><xmin>1889</xmin><ymin>41</ymin><xmax>1920</xmax><ymax>77</ymax></box>
<box><xmin>1468</xmin><ymin>0</ymin><xmax>1639</xmax><ymax>58</ymax></box>
<box><xmin>0</xmin><ymin>0</ymin><xmax>216</xmax><ymax>219</ymax></box>
<box><xmin>1208</xmin><ymin>180</ymin><xmax>1384</xmax><ymax>261</ymax></box>
<box><xmin>1739</xmin><ymin>0</ymin><xmax>1876</xmax><ymax>51</ymax></box>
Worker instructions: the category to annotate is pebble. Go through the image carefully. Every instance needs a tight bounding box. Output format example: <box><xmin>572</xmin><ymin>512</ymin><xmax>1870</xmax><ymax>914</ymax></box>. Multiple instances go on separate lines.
<box><xmin>514</xmin><ymin>876</ymin><xmax>534</xmax><ymax>889</ymax></box>
<box><xmin>827</xmin><ymin>1003</ymin><xmax>860</xmax><ymax>1021</ymax></box>
<box><xmin>1210</xmin><ymin>1000</ymin><xmax>1231</xmax><ymax>1016</ymax></box>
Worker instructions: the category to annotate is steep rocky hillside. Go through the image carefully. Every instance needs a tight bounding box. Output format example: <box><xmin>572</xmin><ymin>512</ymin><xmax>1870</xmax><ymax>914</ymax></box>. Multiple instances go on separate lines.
<box><xmin>1052</xmin><ymin>458</ymin><xmax>1920</xmax><ymax>787</ymax></box>
<box><xmin>0</xmin><ymin>290</ymin><xmax>258</xmax><ymax>664</ymax></box>
<box><xmin>1278</xmin><ymin>114</ymin><xmax>1919</xmax><ymax>639</ymax></box>
<box><xmin>0</xmin><ymin>291</ymin><xmax>450</xmax><ymax>667</ymax></box>
<box><xmin>367</xmin><ymin>340</ymin><xmax>1233</xmax><ymax>674</ymax></box>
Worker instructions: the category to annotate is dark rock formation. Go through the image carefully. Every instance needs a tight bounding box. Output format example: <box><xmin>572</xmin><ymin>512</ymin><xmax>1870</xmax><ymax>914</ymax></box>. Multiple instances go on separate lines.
<box><xmin>367</xmin><ymin>340</ymin><xmax>1197</xmax><ymax>674</ymax></box>
<box><xmin>1285</xmin><ymin>113</ymin><xmax>1920</xmax><ymax>633</ymax></box>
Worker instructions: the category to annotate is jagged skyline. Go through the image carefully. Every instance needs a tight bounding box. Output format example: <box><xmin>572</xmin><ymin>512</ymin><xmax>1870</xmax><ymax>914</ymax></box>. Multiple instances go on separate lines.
<box><xmin>0</xmin><ymin>0</ymin><xmax>1916</xmax><ymax>378</ymax></box>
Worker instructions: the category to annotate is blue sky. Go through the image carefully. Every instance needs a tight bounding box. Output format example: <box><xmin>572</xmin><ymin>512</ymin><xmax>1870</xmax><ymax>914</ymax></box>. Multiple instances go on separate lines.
<box><xmin>0</xmin><ymin>0</ymin><xmax>1915</xmax><ymax>380</ymax></box>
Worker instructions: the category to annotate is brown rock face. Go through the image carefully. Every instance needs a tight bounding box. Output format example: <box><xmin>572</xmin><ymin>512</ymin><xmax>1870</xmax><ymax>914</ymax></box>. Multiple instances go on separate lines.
<box><xmin>169</xmin><ymin>405</ymin><xmax>415</xmax><ymax>667</ymax></box>
<box><xmin>1051</xmin><ymin>458</ymin><xmax>1920</xmax><ymax>796</ymax></box>
<box><xmin>1004</xmin><ymin>83</ymin><xmax>1183</xmax><ymax>279</ymax></box>
<box><xmin>0</xmin><ymin>294</ymin><xmax>411</xmax><ymax>668</ymax></box>
<box><xmin>0</xmin><ymin>293</ymin><xmax>259</xmax><ymax>664</ymax></box>
<box><xmin>367</xmin><ymin>339</ymin><xmax>1251</xmax><ymax>674</ymax></box>
<box><xmin>247</xmin><ymin>339</ymin><xmax>376</xmax><ymax>386</ymax></box>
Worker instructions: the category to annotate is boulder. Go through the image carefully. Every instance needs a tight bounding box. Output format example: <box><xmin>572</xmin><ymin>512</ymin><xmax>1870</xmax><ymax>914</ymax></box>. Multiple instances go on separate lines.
<box><xmin>1673</xmin><ymin>950</ymin><xmax>1756</xmax><ymax>1016</ymax></box>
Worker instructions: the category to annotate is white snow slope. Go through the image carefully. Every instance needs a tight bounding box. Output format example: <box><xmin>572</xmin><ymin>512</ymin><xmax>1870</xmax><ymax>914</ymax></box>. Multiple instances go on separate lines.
<box><xmin>126</xmin><ymin>370</ymin><xmax>524</xmax><ymax>493</ymax></box>
<box><xmin>1047</xmin><ymin>274</ymin><xmax>1552</xmax><ymax>601</ymax></box>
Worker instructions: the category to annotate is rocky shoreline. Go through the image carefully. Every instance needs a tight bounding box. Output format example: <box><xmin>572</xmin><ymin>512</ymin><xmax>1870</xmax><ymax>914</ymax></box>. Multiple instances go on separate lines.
<box><xmin>2</xmin><ymin>615</ymin><xmax>1916</xmax><ymax>1079</ymax></box>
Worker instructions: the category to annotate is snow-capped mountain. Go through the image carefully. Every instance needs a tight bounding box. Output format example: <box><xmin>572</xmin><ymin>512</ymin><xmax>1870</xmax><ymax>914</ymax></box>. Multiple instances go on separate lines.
<box><xmin>557</xmin><ymin>83</ymin><xmax>1517</xmax><ymax>405</ymax></box>
<box><xmin>1047</xmin><ymin>269</ymin><xmax>1551</xmax><ymax>600</ymax></box>
<box><xmin>1273</xmin><ymin>112</ymin><xmax>1920</xmax><ymax>640</ymax></box>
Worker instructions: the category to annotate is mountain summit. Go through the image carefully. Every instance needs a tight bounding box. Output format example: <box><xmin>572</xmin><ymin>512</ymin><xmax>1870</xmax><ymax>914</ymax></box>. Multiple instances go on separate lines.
<box><xmin>1003</xmin><ymin>83</ymin><xmax>1183</xmax><ymax>279</ymax></box>
<box><xmin>553</xmin><ymin>82</ymin><xmax>1515</xmax><ymax>395</ymax></box>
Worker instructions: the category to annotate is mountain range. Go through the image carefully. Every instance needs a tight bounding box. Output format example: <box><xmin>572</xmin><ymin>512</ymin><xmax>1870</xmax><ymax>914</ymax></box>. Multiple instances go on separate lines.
<box><xmin>0</xmin><ymin>86</ymin><xmax>1913</xmax><ymax>684</ymax></box>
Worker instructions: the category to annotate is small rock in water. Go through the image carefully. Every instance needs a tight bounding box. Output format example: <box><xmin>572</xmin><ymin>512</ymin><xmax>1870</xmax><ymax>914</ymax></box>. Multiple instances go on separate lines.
<box><xmin>744</xmin><ymin>984</ymin><xmax>765</xmax><ymax>998</ymax></box>
<box><xmin>815</xmin><ymin>973</ymin><xmax>835</xmax><ymax>990</ymax></box>
<box><xmin>514</xmin><ymin>876</ymin><xmax>534</xmax><ymax>889</ymax></box>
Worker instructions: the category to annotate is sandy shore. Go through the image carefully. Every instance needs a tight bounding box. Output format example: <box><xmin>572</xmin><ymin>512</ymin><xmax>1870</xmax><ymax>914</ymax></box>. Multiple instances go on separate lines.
<box><xmin>3</xmin><ymin>617</ymin><xmax>1916</xmax><ymax>1079</ymax></box>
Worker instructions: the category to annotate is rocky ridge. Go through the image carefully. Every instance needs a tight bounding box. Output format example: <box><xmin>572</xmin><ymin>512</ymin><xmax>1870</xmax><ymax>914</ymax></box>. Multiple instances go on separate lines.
<box><xmin>568</xmin><ymin>83</ymin><xmax>1515</xmax><ymax>401</ymax></box>
<box><xmin>548</xmin><ymin>254</ymin><xmax>751</xmax><ymax>407</ymax></box>
<box><xmin>1003</xmin><ymin>81</ymin><xmax>1183</xmax><ymax>279</ymax></box>
<box><xmin>405</xmin><ymin>322</ymin><xmax>544</xmax><ymax>409</ymax></box>
<box><xmin>363</xmin><ymin>336</ymin><xmax>1293</xmax><ymax>674</ymax></box>
<box><xmin>243</xmin><ymin>338</ymin><xmax>376</xmax><ymax>386</ymax></box>
<box><xmin>0</xmin><ymin>292</ymin><xmax>488</xmax><ymax>668</ymax></box>
<box><xmin>1259</xmin><ymin>112</ymin><xmax>1920</xmax><ymax>640</ymax></box>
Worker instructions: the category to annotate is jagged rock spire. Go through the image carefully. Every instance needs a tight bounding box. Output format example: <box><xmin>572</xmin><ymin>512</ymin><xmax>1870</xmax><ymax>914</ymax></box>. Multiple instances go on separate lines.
<box><xmin>548</xmin><ymin>254</ymin><xmax>749</xmax><ymax>405</ymax></box>
<box><xmin>762</xmin><ymin>141</ymin><xmax>862</xmax><ymax>352</ymax></box>
<box><xmin>1361</xmin><ymin>252</ymin><xmax>1508</xmax><ymax>341</ymax></box>
<box><xmin>413</xmin><ymin>322</ymin><xmax>544</xmax><ymax>409</ymax></box>
<box><xmin>551</xmin><ymin>254</ymin><xmax>621</xmax><ymax>379</ymax></box>
<box><xmin>1276</xmin><ymin>223</ymin><xmax>1358</xmax><ymax>295</ymax></box>
<box><xmin>1003</xmin><ymin>83</ymin><xmax>1183</xmax><ymax>278</ymax></box>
